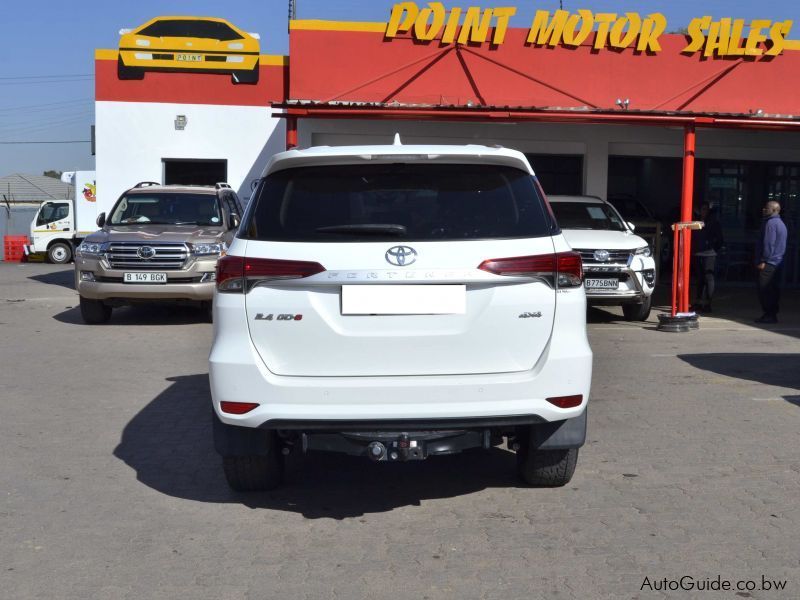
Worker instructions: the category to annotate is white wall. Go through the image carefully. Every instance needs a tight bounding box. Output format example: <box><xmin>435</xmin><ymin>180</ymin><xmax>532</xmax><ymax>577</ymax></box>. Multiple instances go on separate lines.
<box><xmin>95</xmin><ymin>101</ymin><xmax>285</xmax><ymax>216</ymax></box>
<box><xmin>301</xmin><ymin>119</ymin><xmax>800</xmax><ymax>200</ymax></box>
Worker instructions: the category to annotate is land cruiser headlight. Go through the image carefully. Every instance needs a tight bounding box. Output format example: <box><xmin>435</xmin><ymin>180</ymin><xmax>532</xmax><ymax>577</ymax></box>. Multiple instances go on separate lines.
<box><xmin>634</xmin><ymin>246</ymin><xmax>652</xmax><ymax>257</ymax></box>
<box><xmin>76</xmin><ymin>241</ymin><xmax>106</xmax><ymax>256</ymax></box>
<box><xmin>191</xmin><ymin>242</ymin><xmax>226</xmax><ymax>256</ymax></box>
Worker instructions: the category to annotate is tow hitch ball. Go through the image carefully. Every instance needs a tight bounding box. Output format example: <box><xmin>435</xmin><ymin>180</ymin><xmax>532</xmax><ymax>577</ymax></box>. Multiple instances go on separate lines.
<box><xmin>368</xmin><ymin>434</ymin><xmax>423</xmax><ymax>462</ymax></box>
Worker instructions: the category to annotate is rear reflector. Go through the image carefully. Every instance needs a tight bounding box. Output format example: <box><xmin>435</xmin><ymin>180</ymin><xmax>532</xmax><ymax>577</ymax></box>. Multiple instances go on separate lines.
<box><xmin>220</xmin><ymin>401</ymin><xmax>260</xmax><ymax>414</ymax></box>
<box><xmin>217</xmin><ymin>256</ymin><xmax>326</xmax><ymax>293</ymax></box>
<box><xmin>546</xmin><ymin>395</ymin><xmax>583</xmax><ymax>409</ymax></box>
<box><xmin>478</xmin><ymin>251</ymin><xmax>582</xmax><ymax>288</ymax></box>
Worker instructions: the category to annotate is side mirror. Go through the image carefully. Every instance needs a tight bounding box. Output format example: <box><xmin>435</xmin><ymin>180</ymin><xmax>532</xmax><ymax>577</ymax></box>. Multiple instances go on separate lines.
<box><xmin>626</xmin><ymin>221</ymin><xmax>636</xmax><ymax>232</ymax></box>
<box><xmin>96</xmin><ymin>213</ymin><xmax>106</xmax><ymax>228</ymax></box>
<box><xmin>230</xmin><ymin>214</ymin><xmax>240</xmax><ymax>229</ymax></box>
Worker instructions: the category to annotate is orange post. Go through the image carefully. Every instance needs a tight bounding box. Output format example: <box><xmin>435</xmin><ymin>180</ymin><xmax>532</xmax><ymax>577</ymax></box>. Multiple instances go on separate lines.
<box><xmin>679</xmin><ymin>124</ymin><xmax>696</xmax><ymax>313</ymax></box>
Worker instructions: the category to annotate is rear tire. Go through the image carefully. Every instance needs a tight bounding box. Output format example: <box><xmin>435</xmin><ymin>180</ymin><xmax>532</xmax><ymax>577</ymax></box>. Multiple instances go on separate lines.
<box><xmin>200</xmin><ymin>300</ymin><xmax>213</xmax><ymax>323</ymax></box>
<box><xmin>517</xmin><ymin>445</ymin><xmax>578</xmax><ymax>487</ymax></box>
<box><xmin>79</xmin><ymin>296</ymin><xmax>112</xmax><ymax>324</ymax></box>
<box><xmin>622</xmin><ymin>295</ymin><xmax>652</xmax><ymax>321</ymax></box>
<box><xmin>222</xmin><ymin>433</ymin><xmax>284</xmax><ymax>491</ymax></box>
<box><xmin>47</xmin><ymin>242</ymin><xmax>72</xmax><ymax>264</ymax></box>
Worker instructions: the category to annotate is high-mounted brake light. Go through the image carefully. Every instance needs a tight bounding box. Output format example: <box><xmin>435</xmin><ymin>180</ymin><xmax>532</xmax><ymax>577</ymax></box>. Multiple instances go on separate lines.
<box><xmin>216</xmin><ymin>256</ymin><xmax>326</xmax><ymax>293</ymax></box>
<box><xmin>478</xmin><ymin>251</ymin><xmax>582</xmax><ymax>288</ymax></box>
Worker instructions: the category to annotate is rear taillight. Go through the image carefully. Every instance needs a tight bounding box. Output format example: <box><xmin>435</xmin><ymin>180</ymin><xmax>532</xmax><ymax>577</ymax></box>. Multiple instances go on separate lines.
<box><xmin>216</xmin><ymin>256</ymin><xmax>326</xmax><ymax>293</ymax></box>
<box><xmin>478</xmin><ymin>251</ymin><xmax>582</xmax><ymax>288</ymax></box>
<box><xmin>546</xmin><ymin>394</ymin><xmax>583</xmax><ymax>409</ymax></box>
<box><xmin>220</xmin><ymin>401</ymin><xmax>259</xmax><ymax>414</ymax></box>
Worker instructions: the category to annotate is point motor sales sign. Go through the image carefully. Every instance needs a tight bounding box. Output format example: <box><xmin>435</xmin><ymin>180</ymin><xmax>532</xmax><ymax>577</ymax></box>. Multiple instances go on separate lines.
<box><xmin>386</xmin><ymin>2</ymin><xmax>796</xmax><ymax>57</ymax></box>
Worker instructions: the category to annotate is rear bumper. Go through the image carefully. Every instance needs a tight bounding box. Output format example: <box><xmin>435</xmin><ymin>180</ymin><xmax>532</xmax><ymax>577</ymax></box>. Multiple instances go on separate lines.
<box><xmin>209</xmin><ymin>288</ymin><xmax>593</xmax><ymax>428</ymax></box>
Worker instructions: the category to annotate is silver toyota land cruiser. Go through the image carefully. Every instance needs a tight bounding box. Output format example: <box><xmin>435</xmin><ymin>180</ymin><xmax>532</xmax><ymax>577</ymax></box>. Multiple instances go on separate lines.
<box><xmin>74</xmin><ymin>182</ymin><xmax>243</xmax><ymax>324</ymax></box>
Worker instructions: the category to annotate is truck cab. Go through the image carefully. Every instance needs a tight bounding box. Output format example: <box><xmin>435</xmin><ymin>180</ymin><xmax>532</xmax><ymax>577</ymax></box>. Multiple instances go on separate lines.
<box><xmin>28</xmin><ymin>200</ymin><xmax>75</xmax><ymax>263</ymax></box>
<box><xmin>25</xmin><ymin>171</ymin><xmax>97</xmax><ymax>264</ymax></box>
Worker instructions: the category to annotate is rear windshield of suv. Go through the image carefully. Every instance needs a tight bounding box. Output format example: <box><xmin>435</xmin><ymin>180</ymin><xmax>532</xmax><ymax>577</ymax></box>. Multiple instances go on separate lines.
<box><xmin>244</xmin><ymin>163</ymin><xmax>553</xmax><ymax>242</ymax></box>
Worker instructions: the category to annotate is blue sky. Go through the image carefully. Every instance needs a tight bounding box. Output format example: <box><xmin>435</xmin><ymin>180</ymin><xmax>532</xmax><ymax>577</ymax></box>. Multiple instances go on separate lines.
<box><xmin>0</xmin><ymin>1</ymin><xmax>797</xmax><ymax>176</ymax></box>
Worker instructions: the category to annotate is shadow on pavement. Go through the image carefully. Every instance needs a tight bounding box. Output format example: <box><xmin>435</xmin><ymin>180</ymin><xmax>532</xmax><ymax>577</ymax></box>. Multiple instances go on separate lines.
<box><xmin>28</xmin><ymin>269</ymin><xmax>75</xmax><ymax>290</ymax></box>
<box><xmin>54</xmin><ymin>303</ymin><xmax>209</xmax><ymax>326</ymax></box>
<box><xmin>678</xmin><ymin>353</ymin><xmax>800</xmax><ymax>401</ymax></box>
<box><xmin>114</xmin><ymin>374</ymin><xmax>524</xmax><ymax>519</ymax></box>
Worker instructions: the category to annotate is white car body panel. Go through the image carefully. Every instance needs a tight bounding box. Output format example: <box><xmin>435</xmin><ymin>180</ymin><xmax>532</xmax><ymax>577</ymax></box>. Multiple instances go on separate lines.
<box><xmin>210</xmin><ymin>145</ymin><xmax>592</xmax><ymax>427</ymax></box>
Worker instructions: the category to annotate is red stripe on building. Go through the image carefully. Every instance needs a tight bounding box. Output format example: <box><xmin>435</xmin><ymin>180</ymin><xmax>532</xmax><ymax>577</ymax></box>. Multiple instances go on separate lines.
<box><xmin>95</xmin><ymin>58</ymin><xmax>287</xmax><ymax>106</ymax></box>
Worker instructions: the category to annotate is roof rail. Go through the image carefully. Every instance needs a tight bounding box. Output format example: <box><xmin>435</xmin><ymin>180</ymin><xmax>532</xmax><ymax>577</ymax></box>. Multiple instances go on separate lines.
<box><xmin>133</xmin><ymin>181</ymin><xmax>161</xmax><ymax>188</ymax></box>
<box><xmin>215</xmin><ymin>182</ymin><xmax>232</xmax><ymax>190</ymax></box>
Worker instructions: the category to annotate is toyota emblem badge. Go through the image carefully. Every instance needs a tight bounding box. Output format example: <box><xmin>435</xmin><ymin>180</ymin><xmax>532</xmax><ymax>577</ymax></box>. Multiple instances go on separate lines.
<box><xmin>385</xmin><ymin>245</ymin><xmax>417</xmax><ymax>266</ymax></box>
<box><xmin>137</xmin><ymin>246</ymin><xmax>156</xmax><ymax>260</ymax></box>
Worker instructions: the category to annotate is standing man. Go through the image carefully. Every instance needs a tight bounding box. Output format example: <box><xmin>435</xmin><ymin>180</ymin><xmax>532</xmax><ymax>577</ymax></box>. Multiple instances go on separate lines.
<box><xmin>692</xmin><ymin>203</ymin><xmax>724</xmax><ymax>313</ymax></box>
<box><xmin>755</xmin><ymin>201</ymin><xmax>788</xmax><ymax>324</ymax></box>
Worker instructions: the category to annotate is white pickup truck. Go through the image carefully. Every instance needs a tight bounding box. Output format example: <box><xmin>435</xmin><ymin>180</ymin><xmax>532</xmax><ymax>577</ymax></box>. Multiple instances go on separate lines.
<box><xmin>25</xmin><ymin>171</ymin><xmax>97</xmax><ymax>264</ymax></box>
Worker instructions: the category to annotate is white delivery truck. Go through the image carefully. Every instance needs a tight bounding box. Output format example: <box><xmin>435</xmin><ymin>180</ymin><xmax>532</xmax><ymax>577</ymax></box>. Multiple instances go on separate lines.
<box><xmin>25</xmin><ymin>171</ymin><xmax>97</xmax><ymax>264</ymax></box>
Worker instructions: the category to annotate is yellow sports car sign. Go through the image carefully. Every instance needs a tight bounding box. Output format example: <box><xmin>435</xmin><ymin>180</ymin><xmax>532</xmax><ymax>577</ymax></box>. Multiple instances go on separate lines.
<box><xmin>118</xmin><ymin>16</ymin><xmax>261</xmax><ymax>84</ymax></box>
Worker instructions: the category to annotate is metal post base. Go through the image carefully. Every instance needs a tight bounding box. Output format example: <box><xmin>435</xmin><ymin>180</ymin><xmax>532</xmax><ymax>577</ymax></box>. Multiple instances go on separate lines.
<box><xmin>657</xmin><ymin>312</ymin><xmax>700</xmax><ymax>332</ymax></box>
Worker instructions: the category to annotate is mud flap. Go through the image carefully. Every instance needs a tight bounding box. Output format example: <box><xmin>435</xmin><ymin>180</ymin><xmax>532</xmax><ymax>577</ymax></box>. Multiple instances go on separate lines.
<box><xmin>533</xmin><ymin>407</ymin><xmax>587</xmax><ymax>450</ymax></box>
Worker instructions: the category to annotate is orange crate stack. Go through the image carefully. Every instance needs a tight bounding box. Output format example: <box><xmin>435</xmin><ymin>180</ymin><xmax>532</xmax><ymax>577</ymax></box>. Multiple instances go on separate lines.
<box><xmin>3</xmin><ymin>235</ymin><xmax>29</xmax><ymax>262</ymax></box>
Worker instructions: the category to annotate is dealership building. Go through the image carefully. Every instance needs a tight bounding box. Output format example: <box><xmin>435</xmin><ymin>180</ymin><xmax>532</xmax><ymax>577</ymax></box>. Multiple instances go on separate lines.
<box><xmin>95</xmin><ymin>7</ymin><xmax>800</xmax><ymax>290</ymax></box>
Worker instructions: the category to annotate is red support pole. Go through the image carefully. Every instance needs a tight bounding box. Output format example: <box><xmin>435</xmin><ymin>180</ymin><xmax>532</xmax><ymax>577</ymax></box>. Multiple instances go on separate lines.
<box><xmin>286</xmin><ymin>116</ymin><xmax>298</xmax><ymax>150</ymax></box>
<box><xmin>672</xmin><ymin>123</ymin><xmax>696</xmax><ymax>314</ymax></box>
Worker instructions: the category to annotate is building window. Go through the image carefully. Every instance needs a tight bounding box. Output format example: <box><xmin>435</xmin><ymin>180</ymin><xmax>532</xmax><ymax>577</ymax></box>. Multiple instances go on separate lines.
<box><xmin>525</xmin><ymin>154</ymin><xmax>583</xmax><ymax>196</ymax></box>
<box><xmin>163</xmin><ymin>159</ymin><xmax>227</xmax><ymax>187</ymax></box>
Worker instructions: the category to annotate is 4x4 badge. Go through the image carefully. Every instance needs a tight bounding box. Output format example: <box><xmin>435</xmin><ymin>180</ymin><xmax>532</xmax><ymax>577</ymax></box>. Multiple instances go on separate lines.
<box><xmin>385</xmin><ymin>246</ymin><xmax>417</xmax><ymax>266</ymax></box>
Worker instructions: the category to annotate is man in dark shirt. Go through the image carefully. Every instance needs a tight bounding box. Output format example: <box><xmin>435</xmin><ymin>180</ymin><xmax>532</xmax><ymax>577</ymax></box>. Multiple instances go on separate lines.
<box><xmin>755</xmin><ymin>201</ymin><xmax>788</xmax><ymax>324</ymax></box>
<box><xmin>692</xmin><ymin>203</ymin><xmax>724</xmax><ymax>313</ymax></box>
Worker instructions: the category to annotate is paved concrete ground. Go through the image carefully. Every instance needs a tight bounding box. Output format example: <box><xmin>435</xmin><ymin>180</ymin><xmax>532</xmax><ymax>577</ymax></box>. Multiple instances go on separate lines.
<box><xmin>1</xmin><ymin>263</ymin><xmax>798</xmax><ymax>600</ymax></box>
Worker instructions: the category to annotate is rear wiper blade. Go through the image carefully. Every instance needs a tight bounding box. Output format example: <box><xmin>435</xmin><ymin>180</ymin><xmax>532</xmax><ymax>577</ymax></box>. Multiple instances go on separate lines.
<box><xmin>316</xmin><ymin>224</ymin><xmax>407</xmax><ymax>235</ymax></box>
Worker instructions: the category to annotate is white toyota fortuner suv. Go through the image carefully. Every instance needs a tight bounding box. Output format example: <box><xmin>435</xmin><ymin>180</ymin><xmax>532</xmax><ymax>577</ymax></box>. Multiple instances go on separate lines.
<box><xmin>549</xmin><ymin>195</ymin><xmax>657</xmax><ymax>321</ymax></box>
<box><xmin>209</xmin><ymin>143</ymin><xmax>593</xmax><ymax>490</ymax></box>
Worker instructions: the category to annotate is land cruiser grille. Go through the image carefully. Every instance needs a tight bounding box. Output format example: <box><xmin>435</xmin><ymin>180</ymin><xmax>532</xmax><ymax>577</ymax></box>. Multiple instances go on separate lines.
<box><xmin>106</xmin><ymin>242</ymin><xmax>189</xmax><ymax>270</ymax></box>
<box><xmin>576</xmin><ymin>249</ymin><xmax>631</xmax><ymax>265</ymax></box>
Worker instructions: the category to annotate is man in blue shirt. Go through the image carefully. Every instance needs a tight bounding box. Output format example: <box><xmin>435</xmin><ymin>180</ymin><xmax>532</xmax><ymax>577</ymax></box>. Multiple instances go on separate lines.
<box><xmin>755</xmin><ymin>201</ymin><xmax>788</xmax><ymax>324</ymax></box>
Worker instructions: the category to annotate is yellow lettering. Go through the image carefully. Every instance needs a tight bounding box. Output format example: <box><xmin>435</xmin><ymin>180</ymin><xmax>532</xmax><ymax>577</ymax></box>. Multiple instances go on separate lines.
<box><xmin>441</xmin><ymin>7</ymin><xmax>462</xmax><ymax>44</ymax></box>
<box><xmin>593</xmin><ymin>13</ymin><xmax>617</xmax><ymax>49</ymax></box>
<box><xmin>457</xmin><ymin>7</ymin><xmax>494</xmax><ymax>44</ymax></box>
<box><xmin>727</xmin><ymin>19</ymin><xmax>747</xmax><ymax>56</ymax></box>
<box><xmin>527</xmin><ymin>10</ymin><xmax>569</xmax><ymax>46</ymax></box>
<box><xmin>745</xmin><ymin>19</ymin><xmax>771</xmax><ymax>55</ymax></box>
<box><xmin>766</xmin><ymin>20</ymin><xmax>793</xmax><ymax>56</ymax></box>
<box><xmin>683</xmin><ymin>16</ymin><xmax>712</xmax><ymax>53</ymax></box>
<box><xmin>636</xmin><ymin>13</ymin><xmax>666</xmax><ymax>52</ymax></box>
<box><xmin>413</xmin><ymin>2</ymin><xmax>446</xmax><ymax>41</ymax></box>
<box><xmin>703</xmin><ymin>21</ymin><xmax>724</xmax><ymax>57</ymax></box>
<box><xmin>387</xmin><ymin>2</ymin><xmax>419</xmax><ymax>37</ymax></box>
<box><xmin>563</xmin><ymin>9</ymin><xmax>594</xmax><ymax>47</ymax></box>
<box><xmin>491</xmin><ymin>7</ymin><xmax>517</xmax><ymax>45</ymax></box>
<box><xmin>609</xmin><ymin>13</ymin><xmax>642</xmax><ymax>49</ymax></box>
